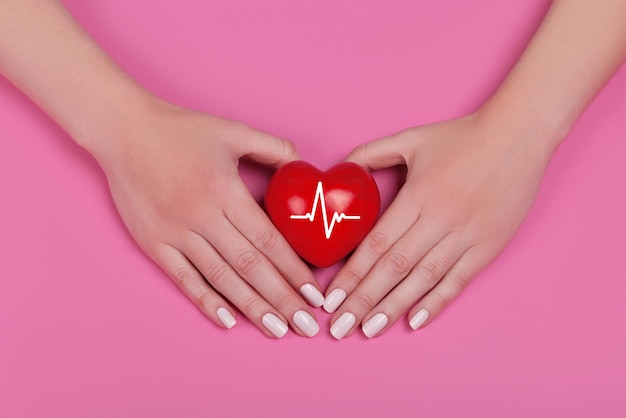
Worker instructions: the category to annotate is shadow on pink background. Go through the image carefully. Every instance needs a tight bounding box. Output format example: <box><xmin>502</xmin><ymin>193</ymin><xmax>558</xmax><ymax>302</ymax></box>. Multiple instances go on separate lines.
<box><xmin>1</xmin><ymin>1</ymin><xmax>625</xmax><ymax>416</ymax></box>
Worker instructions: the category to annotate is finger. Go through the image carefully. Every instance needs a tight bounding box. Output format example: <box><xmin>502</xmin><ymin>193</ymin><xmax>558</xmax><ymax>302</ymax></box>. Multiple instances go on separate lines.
<box><xmin>406</xmin><ymin>245</ymin><xmax>492</xmax><ymax>331</ymax></box>
<box><xmin>195</xmin><ymin>221</ymin><xmax>320</xmax><ymax>337</ymax></box>
<box><xmin>331</xmin><ymin>233</ymin><xmax>466</xmax><ymax>340</ymax></box>
<box><xmin>179</xmin><ymin>234</ymin><xmax>293</xmax><ymax>338</ymax></box>
<box><xmin>328</xmin><ymin>224</ymin><xmax>447</xmax><ymax>337</ymax></box>
<box><xmin>225</xmin><ymin>185</ymin><xmax>324</xmax><ymax>308</ymax></box>
<box><xmin>344</xmin><ymin>131</ymin><xmax>411</xmax><ymax>171</ymax></box>
<box><xmin>323</xmin><ymin>187</ymin><xmax>421</xmax><ymax>313</ymax></box>
<box><xmin>154</xmin><ymin>243</ymin><xmax>237</xmax><ymax>330</ymax></box>
<box><xmin>236</xmin><ymin>130</ymin><xmax>301</xmax><ymax>167</ymax></box>
<box><xmin>357</xmin><ymin>235</ymin><xmax>469</xmax><ymax>338</ymax></box>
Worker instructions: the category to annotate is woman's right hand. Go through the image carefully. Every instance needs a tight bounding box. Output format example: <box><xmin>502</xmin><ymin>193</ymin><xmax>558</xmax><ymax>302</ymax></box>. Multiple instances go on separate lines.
<box><xmin>93</xmin><ymin>98</ymin><xmax>323</xmax><ymax>338</ymax></box>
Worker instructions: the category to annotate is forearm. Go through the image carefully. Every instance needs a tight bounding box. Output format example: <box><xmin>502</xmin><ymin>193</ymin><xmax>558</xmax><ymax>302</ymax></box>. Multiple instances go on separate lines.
<box><xmin>0</xmin><ymin>0</ymin><xmax>152</xmax><ymax>159</ymax></box>
<box><xmin>480</xmin><ymin>0</ymin><xmax>626</xmax><ymax>154</ymax></box>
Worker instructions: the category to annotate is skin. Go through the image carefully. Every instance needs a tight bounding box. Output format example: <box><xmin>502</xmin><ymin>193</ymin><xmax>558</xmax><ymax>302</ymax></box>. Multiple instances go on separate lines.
<box><xmin>0</xmin><ymin>0</ymin><xmax>324</xmax><ymax>338</ymax></box>
<box><xmin>326</xmin><ymin>0</ymin><xmax>626</xmax><ymax>338</ymax></box>
<box><xmin>1</xmin><ymin>1</ymin><xmax>625</xmax><ymax>339</ymax></box>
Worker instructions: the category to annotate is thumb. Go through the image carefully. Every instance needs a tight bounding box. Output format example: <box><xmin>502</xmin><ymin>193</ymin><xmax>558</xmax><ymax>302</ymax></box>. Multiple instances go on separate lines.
<box><xmin>344</xmin><ymin>132</ymin><xmax>409</xmax><ymax>171</ymax></box>
<box><xmin>239</xmin><ymin>130</ymin><xmax>301</xmax><ymax>168</ymax></box>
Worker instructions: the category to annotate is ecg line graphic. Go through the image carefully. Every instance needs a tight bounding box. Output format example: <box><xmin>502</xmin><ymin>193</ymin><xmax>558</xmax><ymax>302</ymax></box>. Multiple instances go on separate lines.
<box><xmin>290</xmin><ymin>181</ymin><xmax>361</xmax><ymax>239</ymax></box>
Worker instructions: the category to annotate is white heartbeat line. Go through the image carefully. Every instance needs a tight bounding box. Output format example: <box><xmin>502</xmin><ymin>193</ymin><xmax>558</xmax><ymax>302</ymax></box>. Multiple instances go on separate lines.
<box><xmin>290</xmin><ymin>181</ymin><xmax>361</xmax><ymax>240</ymax></box>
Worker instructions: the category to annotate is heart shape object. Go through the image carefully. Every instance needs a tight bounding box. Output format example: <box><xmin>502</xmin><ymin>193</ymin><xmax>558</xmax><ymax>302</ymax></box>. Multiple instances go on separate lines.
<box><xmin>265</xmin><ymin>161</ymin><xmax>380</xmax><ymax>268</ymax></box>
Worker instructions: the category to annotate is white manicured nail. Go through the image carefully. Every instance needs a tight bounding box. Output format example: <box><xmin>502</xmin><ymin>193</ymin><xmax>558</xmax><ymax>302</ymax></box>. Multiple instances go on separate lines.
<box><xmin>409</xmin><ymin>309</ymin><xmax>429</xmax><ymax>330</ymax></box>
<box><xmin>323</xmin><ymin>289</ymin><xmax>347</xmax><ymax>313</ymax></box>
<box><xmin>330</xmin><ymin>312</ymin><xmax>356</xmax><ymax>340</ymax></box>
<box><xmin>293</xmin><ymin>310</ymin><xmax>319</xmax><ymax>337</ymax></box>
<box><xmin>216</xmin><ymin>307</ymin><xmax>236</xmax><ymax>329</ymax></box>
<box><xmin>300</xmin><ymin>284</ymin><xmax>324</xmax><ymax>308</ymax></box>
<box><xmin>262</xmin><ymin>313</ymin><xmax>288</xmax><ymax>338</ymax></box>
<box><xmin>362</xmin><ymin>313</ymin><xmax>388</xmax><ymax>338</ymax></box>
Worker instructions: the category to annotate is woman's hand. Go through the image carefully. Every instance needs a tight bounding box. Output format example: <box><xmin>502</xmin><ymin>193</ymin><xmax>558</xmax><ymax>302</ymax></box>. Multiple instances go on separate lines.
<box><xmin>0</xmin><ymin>0</ymin><xmax>323</xmax><ymax>339</ymax></box>
<box><xmin>2</xmin><ymin>0</ymin><xmax>624</xmax><ymax>340</ymax></box>
<box><xmin>323</xmin><ymin>0</ymin><xmax>626</xmax><ymax>340</ymax></box>
<box><xmin>96</xmin><ymin>100</ymin><xmax>323</xmax><ymax>338</ymax></box>
<box><xmin>324</xmin><ymin>112</ymin><xmax>554</xmax><ymax>339</ymax></box>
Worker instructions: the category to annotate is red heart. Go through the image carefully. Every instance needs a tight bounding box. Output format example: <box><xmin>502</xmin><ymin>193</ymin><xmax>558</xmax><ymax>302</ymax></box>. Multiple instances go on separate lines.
<box><xmin>265</xmin><ymin>161</ymin><xmax>380</xmax><ymax>268</ymax></box>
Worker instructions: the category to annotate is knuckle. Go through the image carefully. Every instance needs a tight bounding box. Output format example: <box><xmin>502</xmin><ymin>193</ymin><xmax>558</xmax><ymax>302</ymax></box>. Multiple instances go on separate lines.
<box><xmin>196</xmin><ymin>291</ymin><xmax>214</xmax><ymax>310</ymax></box>
<box><xmin>280</xmin><ymin>138</ymin><xmax>298</xmax><ymax>159</ymax></box>
<box><xmin>272</xmin><ymin>289</ymin><xmax>294</xmax><ymax>313</ymax></box>
<box><xmin>383</xmin><ymin>252</ymin><xmax>411</xmax><ymax>276</ymax></box>
<box><xmin>203</xmin><ymin>261</ymin><xmax>231</xmax><ymax>288</ymax></box>
<box><xmin>385</xmin><ymin>294</ymin><xmax>407</xmax><ymax>315</ymax></box>
<box><xmin>254</xmin><ymin>228</ymin><xmax>278</xmax><ymax>253</ymax></box>
<box><xmin>241</xmin><ymin>295</ymin><xmax>263</xmax><ymax>318</ymax></box>
<box><xmin>348</xmin><ymin>143</ymin><xmax>369</xmax><ymax>161</ymax></box>
<box><xmin>445</xmin><ymin>269</ymin><xmax>470</xmax><ymax>292</ymax></box>
<box><xmin>367</xmin><ymin>230</ymin><xmax>392</xmax><ymax>256</ymax></box>
<box><xmin>343</xmin><ymin>267</ymin><xmax>365</xmax><ymax>286</ymax></box>
<box><xmin>353</xmin><ymin>292</ymin><xmax>376</xmax><ymax>311</ymax></box>
<box><xmin>418</xmin><ymin>258</ymin><xmax>446</xmax><ymax>287</ymax></box>
<box><xmin>235</xmin><ymin>250</ymin><xmax>263</xmax><ymax>276</ymax></box>
<box><xmin>427</xmin><ymin>289</ymin><xmax>452</xmax><ymax>310</ymax></box>
<box><xmin>280</xmin><ymin>262</ymin><xmax>305</xmax><ymax>283</ymax></box>
<box><xmin>172</xmin><ymin>267</ymin><xmax>195</xmax><ymax>289</ymax></box>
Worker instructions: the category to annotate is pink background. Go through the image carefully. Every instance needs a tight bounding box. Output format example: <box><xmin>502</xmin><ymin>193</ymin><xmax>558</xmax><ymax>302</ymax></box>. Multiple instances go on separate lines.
<box><xmin>1</xmin><ymin>0</ymin><xmax>625</xmax><ymax>416</ymax></box>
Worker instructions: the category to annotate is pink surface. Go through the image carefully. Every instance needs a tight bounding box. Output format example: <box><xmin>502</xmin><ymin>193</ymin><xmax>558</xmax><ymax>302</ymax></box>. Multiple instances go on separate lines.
<box><xmin>1</xmin><ymin>0</ymin><xmax>625</xmax><ymax>416</ymax></box>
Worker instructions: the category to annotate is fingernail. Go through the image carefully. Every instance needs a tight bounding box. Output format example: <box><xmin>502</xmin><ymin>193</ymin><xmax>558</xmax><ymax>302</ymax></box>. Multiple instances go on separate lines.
<box><xmin>323</xmin><ymin>289</ymin><xmax>347</xmax><ymax>313</ymax></box>
<box><xmin>300</xmin><ymin>284</ymin><xmax>324</xmax><ymax>308</ymax></box>
<box><xmin>330</xmin><ymin>312</ymin><xmax>356</xmax><ymax>340</ymax></box>
<box><xmin>216</xmin><ymin>307</ymin><xmax>237</xmax><ymax>329</ymax></box>
<box><xmin>293</xmin><ymin>310</ymin><xmax>320</xmax><ymax>337</ymax></box>
<box><xmin>362</xmin><ymin>313</ymin><xmax>388</xmax><ymax>338</ymax></box>
<box><xmin>262</xmin><ymin>313</ymin><xmax>288</xmax><ymax>338</ymax></box>
<box><xmin>409</xmin><ymin>309</ymin><xmax>429</xmax><ymax>330</ymax></box>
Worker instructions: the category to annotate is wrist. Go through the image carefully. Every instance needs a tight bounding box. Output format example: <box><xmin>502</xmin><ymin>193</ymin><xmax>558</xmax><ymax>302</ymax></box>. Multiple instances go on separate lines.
<box><xmin>474</xmin><ymin>91</ymin><xmax>571</xmax><ymax>164</ymax></box>
<box><xmin>70</xmin><ymin>84</ymin><xmax>164</xmax><ymax>166</ymax></box>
